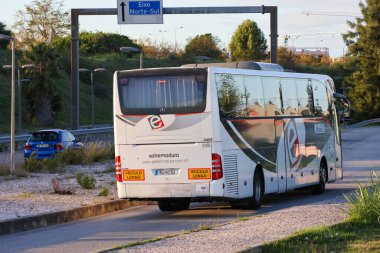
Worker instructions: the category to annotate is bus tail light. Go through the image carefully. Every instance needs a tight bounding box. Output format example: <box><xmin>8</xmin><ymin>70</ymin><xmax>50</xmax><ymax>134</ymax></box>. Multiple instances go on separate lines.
<box><xmin>212</xmin><ymin>153</ymin><xmax>223</xmax><ymax>180</ymax></box>
<box><xmin>115</xmin><ymin>156</ymin><xmax>122</xmax><ymax>182</ymax></box>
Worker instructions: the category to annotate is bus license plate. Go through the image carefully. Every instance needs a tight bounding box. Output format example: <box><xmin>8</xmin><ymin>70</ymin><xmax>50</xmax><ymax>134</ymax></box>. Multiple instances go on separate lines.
<box><xmin>153</xmin><ymin>168</ymin><xmax>179</xmax><ymax>176</ymax></box>
<box><xmin>188</xmin><ymin>168</ymin><xmax>211</xmax><ymax>180</ymax></box>
<box><xmin>123</xmin><ymin>169</ymin><xmax>145</xmax><ymax>181</ymax></box>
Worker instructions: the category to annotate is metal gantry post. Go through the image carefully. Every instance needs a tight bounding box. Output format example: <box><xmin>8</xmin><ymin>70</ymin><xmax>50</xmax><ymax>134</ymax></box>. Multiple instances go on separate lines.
<box><xmin>71</xmin><ymin>10</ymin><xmax>80</xmax><ymax>130</ymax></box>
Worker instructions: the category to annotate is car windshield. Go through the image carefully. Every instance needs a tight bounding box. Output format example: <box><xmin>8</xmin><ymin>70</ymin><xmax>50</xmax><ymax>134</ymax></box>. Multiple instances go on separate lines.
<box><xmin>30</xmin><ymin>132</ymin><xmax>59</xmax><ymax>141</ymax></box>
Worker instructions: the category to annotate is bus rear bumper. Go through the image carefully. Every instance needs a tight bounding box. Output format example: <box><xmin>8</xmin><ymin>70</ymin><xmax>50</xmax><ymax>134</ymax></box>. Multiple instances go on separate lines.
<box><xmin>117</xmin><ymin>182</ymin><xmax>224</xmax><ymax>199</ymax></box>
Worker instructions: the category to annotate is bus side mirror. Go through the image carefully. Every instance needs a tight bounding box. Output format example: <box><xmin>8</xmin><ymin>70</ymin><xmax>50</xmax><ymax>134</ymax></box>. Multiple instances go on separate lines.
<box><xmin>333</xmin><ymin>92</ymin><xmax>350</xmax><ymax>122</ymax></box>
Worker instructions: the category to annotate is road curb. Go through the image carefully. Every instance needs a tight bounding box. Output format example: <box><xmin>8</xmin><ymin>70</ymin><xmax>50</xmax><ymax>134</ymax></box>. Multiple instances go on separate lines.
<box><xmin>0</xmin><ymin>199</ymin><xmax>151</xmax><ymax>235</ymax></box>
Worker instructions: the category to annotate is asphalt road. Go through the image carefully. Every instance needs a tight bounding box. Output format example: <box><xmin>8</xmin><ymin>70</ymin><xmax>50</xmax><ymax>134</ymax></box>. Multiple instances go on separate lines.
<box><xmin>0</xmin><ymin>126</ymin><xmax>379</xmax><ymax>253</ymax></box>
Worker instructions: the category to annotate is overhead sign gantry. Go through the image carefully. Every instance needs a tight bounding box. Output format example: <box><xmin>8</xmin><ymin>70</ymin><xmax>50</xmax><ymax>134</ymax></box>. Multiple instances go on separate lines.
<box><xmin>70</xmin><ymin>5</ymin><xmax>278</xmax><ymax>130</ymax></box>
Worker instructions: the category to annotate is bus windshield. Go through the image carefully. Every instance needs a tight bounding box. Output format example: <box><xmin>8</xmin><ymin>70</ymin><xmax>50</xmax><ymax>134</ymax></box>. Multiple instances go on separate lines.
<box><xmin>118</xmin><ymin>75</ymin><xmax>207</xmax><ymax>115</ymax></box>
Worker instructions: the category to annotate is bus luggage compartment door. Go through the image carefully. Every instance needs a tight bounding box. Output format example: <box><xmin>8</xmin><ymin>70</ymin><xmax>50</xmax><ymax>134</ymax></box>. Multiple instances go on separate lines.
<box><xmin>119</xmin><ymin>143</ymin><xmax>212</xmax><ymax>187</ymax></box>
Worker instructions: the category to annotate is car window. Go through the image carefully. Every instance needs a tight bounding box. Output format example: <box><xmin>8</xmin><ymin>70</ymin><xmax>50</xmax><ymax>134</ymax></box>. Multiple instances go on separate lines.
<box><xmin>61</xmin><ymin>132</ymin><xmax>68</xmax><ymax>142</ymax></box>
<box><xmin>30</xmin><ymin>132</ymin><xmax>59</xmax><ymax>141</ymax></box>
<box><xmin>67</xmin><ymin>132</ymin><xmax>76</xmax><ymax>141</ymax></box>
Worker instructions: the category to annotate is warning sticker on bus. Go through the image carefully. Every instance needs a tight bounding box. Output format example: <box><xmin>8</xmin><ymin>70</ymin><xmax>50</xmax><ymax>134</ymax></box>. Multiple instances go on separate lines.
<box><xmin>188</xmin><ymin>168</ymin><xmax>211</xmax><ymax>180</ymax></box>
<box><xmin>123</xmin><ymin>169</ymin><xmax>145</xmax><ymax>181</ymax></box>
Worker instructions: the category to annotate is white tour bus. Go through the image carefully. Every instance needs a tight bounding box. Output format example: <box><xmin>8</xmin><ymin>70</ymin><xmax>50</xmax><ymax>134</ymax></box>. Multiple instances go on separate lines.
<box><xmin>113</xmin><ymin>62</ymin><xmax>349</xmax><ymax>211</ymax></box>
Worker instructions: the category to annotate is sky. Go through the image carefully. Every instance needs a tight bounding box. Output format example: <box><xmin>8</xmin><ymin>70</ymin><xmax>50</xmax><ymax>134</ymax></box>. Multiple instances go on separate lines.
<box><xmin>1</xmin><ymin>0</ymin><xmax>361</xmax><ymax>58</ymax></box>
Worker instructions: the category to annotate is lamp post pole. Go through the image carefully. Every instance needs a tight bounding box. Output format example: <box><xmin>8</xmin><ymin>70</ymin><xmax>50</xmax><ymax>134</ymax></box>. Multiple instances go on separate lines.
<box><xmin>0</xmin><ymin>34</ymin><xmax>16</xmax><ymax>174</ymax></box>
<box><xmin>10</xmin><ymin>37</ymin><xmax>15</xmax><ymax>174</ymax></box>
<box><xmin>159</xmin><ymin>30</ymin><xmax>166</xmax><ymax>45</ymax></box>
<box><xmin>174</xmin><ymin>26</ymin><xmax>183</xmax><ymax>53</ymax></box>
<box><xmin>17</xmin><ymin>64</ymin><xmax>34</xmax><ymax>132</ymax></box>
<box><xmin>90</xmin><ymin>71</ymin><xmax>94</xmax><ymax>126</ymax></box>
<box><xmin>79</xmin><ymin>68</ymin><xmax>107</xmax><ymax>127</ymax></box>
<box><xmin>120</xmin><ymin>47</ymin><xmax>143</xmax><ymax>69</ymax></box>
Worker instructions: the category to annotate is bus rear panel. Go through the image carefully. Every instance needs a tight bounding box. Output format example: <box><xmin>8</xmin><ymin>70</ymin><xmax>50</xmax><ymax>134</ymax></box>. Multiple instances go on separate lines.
<box><xmin>113</xmin><ymin>68</ymin><xmax>224</xmax><ymax>201</ymax></box>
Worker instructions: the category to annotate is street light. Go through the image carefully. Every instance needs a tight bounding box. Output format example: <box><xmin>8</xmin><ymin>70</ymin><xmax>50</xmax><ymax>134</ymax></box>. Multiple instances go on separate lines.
<box><xmin>158</xmin><ymin>29</ymin><xmax>167</xmax><ymax>44</ymax></box>
<box><xmin>120</xmin><ymin>47</ymin><xmax>143</xmax><ymax>69</ymax></box>
<box><xmin>0</xmin><ymin>34</ymin><xmax>15</xmax><ymax>174</ymax></box>
<box><xmin>3</xmin><ymin>64</ymin><xmax>35</xmax><ymax>132</ymax></box>
<box><xmin>195</xmin><ymin>56</ymin><xmax>211</xmax><ymax>62</ymax></box>
<box><xmin>78</xmin><ymin>68</ymin><xmax>107</xmax><ymax>127</ymax></box>
<box><xmin>174</xmin><ymin>26</ymin><xmax>183</xmax><ymax>52</ymax></box>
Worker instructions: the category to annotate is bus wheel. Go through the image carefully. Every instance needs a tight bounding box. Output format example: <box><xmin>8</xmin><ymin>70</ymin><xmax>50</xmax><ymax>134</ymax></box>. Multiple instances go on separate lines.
<box><xmin>157</xmin><ymin>200</ymin><xmax>174</xmax><ymax>211</ymax></box>
<box><xmin>171</xmin><ymin>200</ymin><xmax>190</xmax><ymax>211</ymax></box>
<box><xmin>247</xmin><ymin>169</ymin><xmax>264</xmax><ymax>210</ymax></box>
<box><xmin>311</xmin><ymin>163</ymin><xmax>327</xmax><ymax>194</ymax></box>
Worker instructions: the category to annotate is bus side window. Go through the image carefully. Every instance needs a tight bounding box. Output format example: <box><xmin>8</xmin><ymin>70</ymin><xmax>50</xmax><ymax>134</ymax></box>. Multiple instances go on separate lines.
<box><xmin>296</xmin><ymin>79</ymin><xmax>315</xmax><ymax>116</ymax></box>
<box><xmin>243</xmin><ymin>76</ymin><xmax>265</xmax><ymax>117</ymax></box>
<box><xmin>313</xmin><ymin>80</ymin><xmax>329</xmax><ymax>117</ymax></box>
<box><xmin>262</xmin><ymin>77</ymin><xmax>282</xmax><ymax>116</ymax></box>
<box><xmin>216</xmin><ymin>73</ymin><xmax>245</xmax><ymax>118</ymax></box>
<box><xmin>280</xmin><ymin>78</ymin><xmax>299</xmax><ymax>116</ymax></box>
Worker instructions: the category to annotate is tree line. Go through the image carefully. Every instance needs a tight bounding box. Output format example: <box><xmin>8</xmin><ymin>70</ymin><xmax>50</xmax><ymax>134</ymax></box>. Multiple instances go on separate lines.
<box><xmin>0</xmin><ymin>0</ymin><xmax>378</xmax><ymax>127</ymax></box>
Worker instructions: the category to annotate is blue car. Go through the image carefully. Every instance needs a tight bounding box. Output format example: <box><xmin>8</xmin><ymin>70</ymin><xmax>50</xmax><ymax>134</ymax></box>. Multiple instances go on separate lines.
<box><xmin>24</xmin><ymin>129</ymin><xmax>83</xmax><ymax>160</ymax></box>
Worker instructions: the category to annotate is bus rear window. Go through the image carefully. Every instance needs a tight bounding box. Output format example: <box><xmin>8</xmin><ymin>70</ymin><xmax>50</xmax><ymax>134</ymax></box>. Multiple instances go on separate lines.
<box><xmin>118</xmin><ymin>75</ymin><xmax>207</xmax><ymax>115</ymax></box>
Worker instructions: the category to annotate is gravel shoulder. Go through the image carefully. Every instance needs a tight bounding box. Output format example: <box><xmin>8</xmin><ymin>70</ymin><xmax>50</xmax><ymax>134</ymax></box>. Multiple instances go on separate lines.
<box><xmin>115</xmin><ymin>197</ymin><xmax>348</xmax><ymax>253</ymax></box>
<box><xmin>0</xmin><ymin>160</ymin><xmax>118</xmax><ymax>222</ymax></box>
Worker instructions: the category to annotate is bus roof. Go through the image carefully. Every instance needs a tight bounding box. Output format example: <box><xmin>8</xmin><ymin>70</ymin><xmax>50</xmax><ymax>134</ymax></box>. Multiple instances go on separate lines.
<box><xmin>182</xmin><ymin>61</ymin><xmax>284</xmax><ymax>72</ymax></box>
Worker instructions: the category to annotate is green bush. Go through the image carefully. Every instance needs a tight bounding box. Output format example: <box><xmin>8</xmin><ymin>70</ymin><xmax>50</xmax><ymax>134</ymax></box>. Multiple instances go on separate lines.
<box><xmin>344</xmin><ymin>171</ymin><xmax>380</xmax><ymax>224</ymax></box>
<box><xmin>41</xmin><ymin>158</ymin><xmax>62</xmax><ymax>173</ymax></box>
<box><xmin>56</xmin><ymin>149</ymin><xmax>84</xmax><ymax>165</ymax></box>
<box><xmin>98</xmin><ymin>186</ymin><xmax>109</xmax><ymax>196</ymax></box>
<box><xmin>76</xmin><ymin>173</ymin><xmax>96</xmax><ymax>189</ymax></box>
<box><xmin>22</xmin><ymin>157</ymin><xmax>43</xmax><ymax>172</ymax></box>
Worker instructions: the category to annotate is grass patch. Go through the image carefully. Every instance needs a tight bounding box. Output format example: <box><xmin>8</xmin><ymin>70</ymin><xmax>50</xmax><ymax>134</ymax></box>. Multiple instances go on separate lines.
<box><xmin>82</xmin><ymin>142</ymin><xmax>113</xmax><ymax>164</ymax></box>
<box><xmin>21</xmin><ymin>142</ymin><xmax>114</xmax><ymax>174</ymax></box>
<box><xmin>0</xmin><ymin>165</ymin><xmax>10</xmax><ymax>176</ymax></box>
<box><xmin>99</xmin><ymin>223</ymin><xmax>215</xmax><ymax>253</ymax></box>
<box><xmin>344</xmin><ymin>171</ymin><xmax>380</xmax><ymax>224</ymax></box>
<box><xmin>18</xmin><ymin>192</ymin><xmax>32</xmax><ymax>198</ymax></box>
<box><xmin>245</xmin><ymin>172</ymin><xmax>380</xmax><ymax>253</ymax></box>
<box><xmin>56</xmin><ymin>149</ymin><xmax>83</xmax><ymax>165</ymax></box>
<box><xmin>98</xmin><ymin>185</ymin><xmax>110</xmax><ymax>196</ymax></box>
<box><xmin>0</xmin><ymin>165</ymin><xmax>27</xmax><ymax>178</ymax></box>
<box><xmin>258</xmin><ymin>221</ymin><xmax>380</xmax><ymax>253</ymax></box>
<box><xmin>22</xmin><ymin>157</ymin><xmax>63</xmax><ymax>173</ymax></box>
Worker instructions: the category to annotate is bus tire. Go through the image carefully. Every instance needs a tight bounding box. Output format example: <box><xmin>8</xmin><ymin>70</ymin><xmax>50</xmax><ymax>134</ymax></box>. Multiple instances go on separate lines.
<box><xmin>247</xmin><ymin>169</ymin><xmax>264</xmax><ymax>210</ymax></box>
<box><xmin>171</xmin><ymin>200</ymin><xmax>190</xmax><ymax>211</ymax></box>
<box><xmin>311</xmin><ymin>162</ymin><xmax>327</xmax><ymax>194</ymax></box>
<box><xmin>157</xmin><ymin>200</ymin><xmax>174</xmax><ymax>211</ymax></box>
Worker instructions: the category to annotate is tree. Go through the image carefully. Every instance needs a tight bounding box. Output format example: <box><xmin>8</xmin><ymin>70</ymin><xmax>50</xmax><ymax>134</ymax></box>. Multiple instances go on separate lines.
<box><xmin>13</xmin><ymin>0</ymin><xmax>70</xmax><ymax>47</ymax></box>
<box><xmin>184</xmin><ymin>33</ymin><xmax>223</xmax><ymax>61</ymax></box>
<box><xmin>342</xmin><ymin>0</ymin><xmax>380</xmax><ymax>120</ymax></box>
<box><xmin>21</xmin><ymin>43</ymin><xmax>61</xmax><ymax>126</ymax></box>
<box><xmin>229</xmin><ymin>19</ymin><xmax>268</xmax><ymax>61</ymax></box>
<box><xmin>0</xmin><ymin>22</ymin><xmax>12</xmax><ymax>49</ymax></box>
<box><xmin>278</xmin><ymin>47</ymin><xmax>296</xmax><ymax>69</ymax></box>
<box><xmin>53</xmin><ymin>32</ymin><xmax>140</xmax><ymax>55</ymax></box>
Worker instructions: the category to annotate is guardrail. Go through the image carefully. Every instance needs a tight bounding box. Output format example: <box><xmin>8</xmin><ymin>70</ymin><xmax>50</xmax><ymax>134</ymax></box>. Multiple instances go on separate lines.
<box><xmin>0</xmin><ymin>127</ymin><xmax>114</xmax><ymax>151</ymax></box>
<box><xmin>345</xmin><ymin>118</ymin><xmax>380</xmax><ymax>129</ymax></box>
